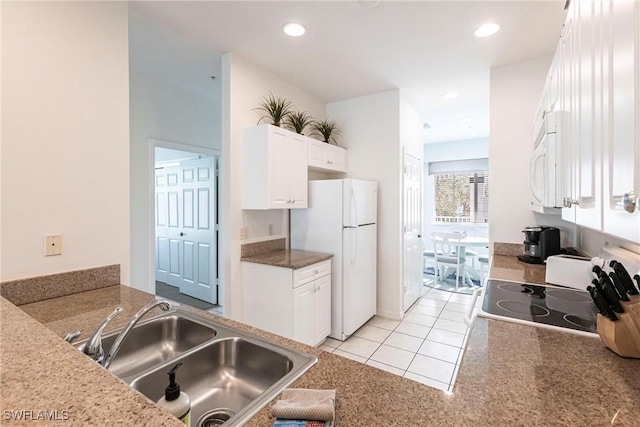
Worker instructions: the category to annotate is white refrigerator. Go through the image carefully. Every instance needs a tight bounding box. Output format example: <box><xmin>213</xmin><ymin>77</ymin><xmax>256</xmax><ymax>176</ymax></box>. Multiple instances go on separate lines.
<box><xmin>291</xmin><ymin>179</ymin><xmax>377</xmax><ymax>340</ymax></box>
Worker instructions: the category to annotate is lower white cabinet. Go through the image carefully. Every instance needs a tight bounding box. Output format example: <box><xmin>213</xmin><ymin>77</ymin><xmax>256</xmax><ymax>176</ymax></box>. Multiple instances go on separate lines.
<box><xmin>242</xmin><ymin>259</ymin><xmax>331</xmax><ymax>347</ymax></box>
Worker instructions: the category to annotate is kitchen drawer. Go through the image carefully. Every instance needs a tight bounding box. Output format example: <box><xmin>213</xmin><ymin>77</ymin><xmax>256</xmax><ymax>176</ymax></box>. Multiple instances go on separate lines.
<box><xmin>293</xmin><ymin>260</ymin><xmax>331</xmax><ymax>287</ymax></box>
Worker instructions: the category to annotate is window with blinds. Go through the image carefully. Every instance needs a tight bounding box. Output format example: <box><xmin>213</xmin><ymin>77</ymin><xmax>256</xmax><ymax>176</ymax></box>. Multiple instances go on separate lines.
<box><xmin>434</xmin><ymin>172</ymin><xmax>489</xmax><ymax>223</ymax></box>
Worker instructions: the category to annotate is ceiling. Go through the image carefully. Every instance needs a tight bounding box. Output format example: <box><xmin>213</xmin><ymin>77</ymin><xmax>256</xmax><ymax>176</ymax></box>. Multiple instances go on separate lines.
<box><xmin>130</xmin><ymin>1</ymin><xmax>567</xmax><ymax>143</ymax></box>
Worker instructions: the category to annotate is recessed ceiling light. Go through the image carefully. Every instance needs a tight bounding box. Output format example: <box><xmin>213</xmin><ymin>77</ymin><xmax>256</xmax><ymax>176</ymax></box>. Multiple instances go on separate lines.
<box><xmin>282</xmin><ymin>22</ymin><xmax>306</xmax><ymax>37</ymax></box>
<box><xmin>475</xmin><ymin>23</ymin><xmax>500</xmax><ymax>38</ymax></box>
<box><xmin>458</xmin><ymin>117</ymin><xmax>472</xmax><ymax>123</ymax></box>
<box><xmin>442</xmin><ymin>92</ymin><xmax>458</xmax><ymax>99</ymax></box>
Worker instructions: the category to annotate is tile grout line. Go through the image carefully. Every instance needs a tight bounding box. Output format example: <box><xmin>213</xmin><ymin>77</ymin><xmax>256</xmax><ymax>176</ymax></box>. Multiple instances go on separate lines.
<box><xmin>327</xmin><ymin>290</ymin><xmax>472</xmax><ymax>391</ymax></box>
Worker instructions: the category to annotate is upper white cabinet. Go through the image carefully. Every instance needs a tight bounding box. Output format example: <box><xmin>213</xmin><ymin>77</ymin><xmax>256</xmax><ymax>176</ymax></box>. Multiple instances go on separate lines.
<box><xmin>307</xmin><ymin>138</ymin><xmax>348</xmax><ymax>173</ymax></box>
<box><xmin>603</xmin><ymin>0</ymin><xmax>640</xmax><ymax>243</ymax></box>
<box><xmin>242</xmin><ymin>124</ymin><xmax>308</xmax><ymax>209</ymax></box>
<box><xmin>570</xmin><ymin>0</ymin><xmax>601</xmax><ymax>230</ymax></box>
<box><xmin>550</xmin><ymin>0</ymin><xmax>639</xmax><ymax>243</ymax></box>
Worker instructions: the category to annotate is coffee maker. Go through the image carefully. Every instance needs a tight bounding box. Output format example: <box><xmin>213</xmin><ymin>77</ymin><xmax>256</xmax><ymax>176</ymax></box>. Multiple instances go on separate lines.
<box><xmin>517</xmin><ymin>226</ymin><xmax>561</xmax><ymax>264</ymax></box>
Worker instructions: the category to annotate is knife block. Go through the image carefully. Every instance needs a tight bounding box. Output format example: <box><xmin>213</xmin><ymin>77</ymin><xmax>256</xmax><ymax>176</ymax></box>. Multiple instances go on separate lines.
<box><xmin>596</xmin><ymin>296</ymin><xmax>640</xmax><ymax>358</ymax></box>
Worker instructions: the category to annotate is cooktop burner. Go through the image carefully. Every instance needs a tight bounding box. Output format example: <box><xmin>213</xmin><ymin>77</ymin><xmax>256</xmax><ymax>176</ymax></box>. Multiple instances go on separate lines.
<box><xmin>480</xmin><ymin>279</ymin><xmax>598</xmax><ymax>334</ymax></box>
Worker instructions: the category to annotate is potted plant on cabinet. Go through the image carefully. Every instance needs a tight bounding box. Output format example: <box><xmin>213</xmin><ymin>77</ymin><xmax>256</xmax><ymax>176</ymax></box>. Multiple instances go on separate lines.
<box><xmin>253</xmin><ymin>93</ymin><xmax>292</xmax><ymax>127</ymax></box>
<box><xmin>285</xmin><ymin>111</ymin><xmax>314</xmax><ymax>135</ymax></box>
<box><xmin>311</xmin><ymin>118</ymin><xmax>342</xmax><ymax>145</ymax></box>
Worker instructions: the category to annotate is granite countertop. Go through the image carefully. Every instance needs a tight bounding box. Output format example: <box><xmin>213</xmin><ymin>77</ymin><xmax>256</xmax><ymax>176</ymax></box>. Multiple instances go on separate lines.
<box><xmin>2</xmin><ymin>255</ymin><xmax>639</xmax><ymax>425</ymax></box>
<box><xmin>241</xmin><ymin>250</ymin><xmax>333</xmax><ymax>269</ymax></box>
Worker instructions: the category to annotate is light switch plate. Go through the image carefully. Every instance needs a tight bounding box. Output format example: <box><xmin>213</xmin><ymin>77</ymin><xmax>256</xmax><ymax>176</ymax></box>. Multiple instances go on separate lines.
<box><xmin>44</xmin><ymin>234</ymin><xmax>62</xmax><ymax>256</ymax></box>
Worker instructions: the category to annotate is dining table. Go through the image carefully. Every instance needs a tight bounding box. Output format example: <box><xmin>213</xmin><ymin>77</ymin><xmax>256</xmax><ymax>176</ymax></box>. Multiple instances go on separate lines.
<box><xmin>432</xmin><ymin>234</ymin><xmax>489</xmax><ymax>286</ymax></box>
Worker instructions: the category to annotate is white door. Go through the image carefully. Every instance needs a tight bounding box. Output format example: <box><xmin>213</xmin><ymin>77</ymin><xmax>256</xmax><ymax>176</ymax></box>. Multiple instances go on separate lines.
<box><xmin>268</xmin><ymin>127</ymin><xmax>291</xmax><ymax>208</ymax></box>
<box><xmin>342</xmin><ymin>224</ymin><xmax>377</xmax><ymax>337</ymax></box>
<box><xmin>343</xmin><ymin>179</ymin><xmax>378</xmax><ymax>227</ymax></box>
<box><xmin>293</xmin><ymin>281</ymin><xmax>315</xmax><ymax>346</ymax></box>
<box><xmin>155</xmin><ymin>157</ymin><xmax>217</xmax><ymax>303</ymax></box>
<box><xmin>403</xmin><ymin>152</ymin><xmax>423</xmax><ymax>312</ymax></box>
<box><xmin>314</xmin><ymin>274</ymin><xmax>332</xmax><ymax>345</ymax></box>
<box><xmin>289</xmin><ymin>134</ymin><xmax>309</xmax><ymax>208</ymax></box>
<box><xmin>603</xmin><ymin>0</ymin><xmax>640</xmax><ymax>243</ymax></box>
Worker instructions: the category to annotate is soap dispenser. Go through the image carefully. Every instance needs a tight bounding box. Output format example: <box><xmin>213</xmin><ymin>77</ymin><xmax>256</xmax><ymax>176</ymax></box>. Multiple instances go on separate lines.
<box><xmin>157</xmin><ymin>362</ymin><xmax>191</xmax><ymax>425</ymax></box>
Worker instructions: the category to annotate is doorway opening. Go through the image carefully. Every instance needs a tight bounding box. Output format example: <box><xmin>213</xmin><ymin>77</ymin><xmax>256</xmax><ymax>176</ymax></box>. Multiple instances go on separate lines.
<box><xmin>152</xmin><ymin>142</ymin><xmax>221</xmax><ymax>314</ymax></box>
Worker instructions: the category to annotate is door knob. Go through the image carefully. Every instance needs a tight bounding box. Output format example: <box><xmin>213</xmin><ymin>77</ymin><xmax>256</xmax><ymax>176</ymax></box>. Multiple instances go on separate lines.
<box><xmin>623</xmin><ymin>191</ymin><xmax>637</xmax><ymax>213</ymax></box>
<box><xmin>179</xmin><ymin>232</ymin><xmax>185</xmax><ymax>236</ymax></box>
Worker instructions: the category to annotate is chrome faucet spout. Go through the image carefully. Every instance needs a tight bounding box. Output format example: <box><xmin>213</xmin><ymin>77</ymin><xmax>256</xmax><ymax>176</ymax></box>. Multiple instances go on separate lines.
<box><xmin>102</xmin><ymin>299</ymin><xmax>172</xmax><ymax>370</ymax></box>
<box><xmin>83</xmin><ymin>307</ymin><xmax>123</xmax><ymax>364</ymax></box>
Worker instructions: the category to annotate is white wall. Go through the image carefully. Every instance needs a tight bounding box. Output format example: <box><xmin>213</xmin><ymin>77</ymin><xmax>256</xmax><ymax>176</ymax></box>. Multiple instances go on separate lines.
<box><xmin>1</xmin><ymin>2</ymin><xmax>130</xmax><ymax>282</ymax></box>
<box><xmin>489</xmin><ymin>56</ymin><xmax>577</xmax><ymax>250</ymax></box>
<box><xmin>129</xmin><ymin>70</ymin><xmax>220</xmax><ymax>293</ymax></box>
<box><xmin>327</xmin><ymin>90</ymin><xmax>404</xmax><ymax>320</ymax></box>
<box><xmin>221</xmin><ymin>53</ymin><xmax>326</xmax><ymax>320</ymax></box>
<box><xmin>400</xmin><ymin>93</ymin><xmax>424</xmax><ymax>158</ymax></box>
<box><xmin>422</xmin><ymin>138</ymin><xmax>490</xmax><ymax>251</ymax></box>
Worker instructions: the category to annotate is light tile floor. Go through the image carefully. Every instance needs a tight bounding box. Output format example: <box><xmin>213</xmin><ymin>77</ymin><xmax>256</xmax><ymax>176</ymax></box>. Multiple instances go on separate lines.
<box><xmin>318</xmin><ymin>287</ymin><xmax>478</xmax><ymax>392</ymax></box>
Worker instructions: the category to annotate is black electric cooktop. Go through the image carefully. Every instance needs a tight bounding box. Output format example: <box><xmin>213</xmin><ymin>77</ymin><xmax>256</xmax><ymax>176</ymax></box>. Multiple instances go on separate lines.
<box><xmin>481</xmin><ymin>279</ymin><xmax>598</xmax><ymax>334</ymax></box>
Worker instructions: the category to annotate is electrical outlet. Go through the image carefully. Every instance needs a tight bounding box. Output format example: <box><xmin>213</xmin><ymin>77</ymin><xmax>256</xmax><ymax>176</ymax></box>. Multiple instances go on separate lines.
<box><xmin>268</xmin><ymin>224</ymin><xmax>274</xmax><ymax>236</ymax></box>
<box><xmin>239</xmin><ymin>226</ymin><xmax>249</xmax><ymax>240</ymax></box>
<box><xmin>44</xmin><ymin>234</ymin><xmax>62</xmax><ymax>256</ymax></box>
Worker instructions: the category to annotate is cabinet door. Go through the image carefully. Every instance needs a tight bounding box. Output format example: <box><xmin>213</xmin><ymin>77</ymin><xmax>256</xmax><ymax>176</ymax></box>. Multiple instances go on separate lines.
<box><xmin>269</xmin><ymin>127</ymin><xmax>292</xmax><ymax>208</ymax></box>
<box><xmin>314</xmin><ymin>274</ymin><xmax>332</xmax><ymax>345</ymax></box>
<box><xmin>289</xmin><ymin>134</ymin><xmax>308</xmax><ymax>208</ymax></box>
<box><xmin>293</xmin><ymin>281</ymin><xmax>315</xmax><ymax>346</ymax></box>
<box><xmin>307</xmin><ymin>139</ymin><xmax>329</xmax><ymax>169</ymax></box>
<box><xmin>603</xmin><ymin>0</ymin><xmax>640</xmax><ymax>243</ymax></box>
<box><xmin>561</xmin><ymin>17</ymin><xmax>577</xmax><ymax>222</ymax></box>
<box><xmin>574</xmin><ymin>0</ymin><xmax>601</xmax><ymax>229</ymax></box>
<box><xmin>327</xmin><ymin>145</ymin><xmax>348</xmax><ymax>173</ymax></box>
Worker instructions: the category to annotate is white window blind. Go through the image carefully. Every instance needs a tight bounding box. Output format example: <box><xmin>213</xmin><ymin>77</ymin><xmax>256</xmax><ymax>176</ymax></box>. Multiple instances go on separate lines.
<box><xmin>428</xmin><ymin>158</ymin><xmax>489</xmax><ymax>175</ymax></box>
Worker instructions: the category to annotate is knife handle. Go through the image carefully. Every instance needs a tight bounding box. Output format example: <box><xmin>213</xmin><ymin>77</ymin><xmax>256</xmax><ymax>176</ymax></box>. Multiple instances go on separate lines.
<box><xmin>612</xmin><ymin>262</ymin><xmax>640</xmax><ymax>296</ymax></box>
<box><xmin>608</xmin><ymin>272</ymin><xmax>630</xmax><ymax>301</ymax></box>
<box><xmin>592</xmin><ymin>265</ymin><xmax>603</xmax><ymax>278</ymax></box>
<box><xmin>588</xmin><ymin>286</ymin><xmax>618</xmax><ymax>321</ymax></box>
<box><xmin>599</xmin><ymin>276</ymin><xmax>625</xmax><ymax>313</ymax></box>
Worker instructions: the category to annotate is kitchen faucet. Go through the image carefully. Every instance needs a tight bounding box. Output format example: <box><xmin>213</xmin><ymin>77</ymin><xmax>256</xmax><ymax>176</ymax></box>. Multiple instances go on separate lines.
<box><xmin>83</xmin><ymin>299</ymin><xmax>172</xmax><ymax>369</ymax></box>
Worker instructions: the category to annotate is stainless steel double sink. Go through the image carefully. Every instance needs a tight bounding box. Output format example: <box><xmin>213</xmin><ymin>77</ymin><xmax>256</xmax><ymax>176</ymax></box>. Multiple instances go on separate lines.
<box><xmin>75</xmin><ymin>309</ymin><xmax>317</xmax><ymax>426</ymax></box>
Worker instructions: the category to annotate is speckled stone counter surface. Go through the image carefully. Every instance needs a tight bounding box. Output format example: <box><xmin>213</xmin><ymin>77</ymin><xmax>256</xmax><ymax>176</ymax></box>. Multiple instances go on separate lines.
<box><xmin>2</xmin><ymin>256</ymin><xmax>640</xmax><ymax>426</ymax></box>
<box><xmin>241</xmin><ymin>250</ymin><xmax>332</xmax><ymax>269</ymax></box>
<box><xmin>0</xmin><ymin>264</ymin><xmax>119</xmax><ymax>306</ymax></box>
<box><xmin>490</xmin><ymin>254</ymin><xmax>547</xmax><ymax>284</ymax></box>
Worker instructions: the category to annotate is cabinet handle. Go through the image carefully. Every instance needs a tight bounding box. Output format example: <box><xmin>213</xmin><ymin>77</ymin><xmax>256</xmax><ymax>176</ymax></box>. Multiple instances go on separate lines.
<box><xmin>623</xmin><ymin>191</ymin><xmax>637</xmax><ymax>213</ymax></box>
<box><xmin>563</xmin><ymin>197</ymin><xmax>579</xmax><ymax>208</ymax></box>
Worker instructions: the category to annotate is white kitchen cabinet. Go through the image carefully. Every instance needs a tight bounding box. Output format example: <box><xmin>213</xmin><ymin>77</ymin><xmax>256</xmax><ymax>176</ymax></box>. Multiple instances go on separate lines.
<box><xmin>242</xmin><ymin>259</ymin><xmax>331</xmax><ymax>346</ymax></box>
<box><xmin>242</xmin><ymin>124</ymin><xmax>308</xmax><ymax>209</ymax></box>
<box><xmin>550</xmin><ymin>0</ymin><xmax>639</xmax><ymax>243</ymax></box>
<box><xmin>307</xmin><ymin>138</ymin><xmax>348</xmax><ymax>173</ymax></box>
<box><xmin>573</xmin><ymin>0</ymin><xmax>601</xmax><ymax>230</ymax></box>
<box><xmin>602</xmin><ymin>0</ymin><xmax>640</xmax><ymax>243</ymax></box>
<box><xmin>560</xmin><ymin>15</ymin><xmax>576</xmax><ymax>222</ymax></box>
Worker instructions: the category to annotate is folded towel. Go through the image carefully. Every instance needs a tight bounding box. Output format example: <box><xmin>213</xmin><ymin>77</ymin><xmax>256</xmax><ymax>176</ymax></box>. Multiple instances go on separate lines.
<box><xmin>272</xmin><ymin>389</ymin><xmax>336</xmax><ymax>422</ymax></box>
<box><xmin>272</xmin><ymin>421</ymin><xmax>333</xmax><ymax>427</ymax></box>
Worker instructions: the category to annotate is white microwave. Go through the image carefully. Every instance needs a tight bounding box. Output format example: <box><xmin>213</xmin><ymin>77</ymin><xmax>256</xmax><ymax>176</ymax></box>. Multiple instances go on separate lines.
<box><xmin>530</xmin><ymin>110</ymin><xmax>566</xmax><ymax>212</ymax></box>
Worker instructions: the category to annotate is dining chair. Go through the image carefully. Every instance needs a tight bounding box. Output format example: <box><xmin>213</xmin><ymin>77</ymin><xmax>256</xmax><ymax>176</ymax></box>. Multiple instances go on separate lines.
<box><xmin>431</xmin><ymin>232</ymin><xmax>466</xmax><ymax>291</ymax></box>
